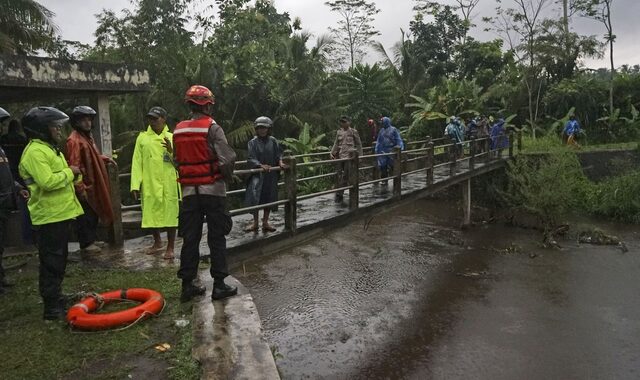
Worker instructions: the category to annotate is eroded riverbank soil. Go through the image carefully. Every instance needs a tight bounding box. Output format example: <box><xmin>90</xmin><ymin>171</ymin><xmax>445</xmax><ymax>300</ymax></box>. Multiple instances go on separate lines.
<box><xmin>235</xmin><ymin>199</ymin><xmax>639</xmax><ymax>379</ymax></box>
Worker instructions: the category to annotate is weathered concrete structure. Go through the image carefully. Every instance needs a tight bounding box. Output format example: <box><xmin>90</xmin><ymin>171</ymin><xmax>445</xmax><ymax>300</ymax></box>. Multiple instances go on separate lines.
<box><xmin>0</xmin><ymin>54</ymin><xmax>151</xmax><ymax>246</ymax></box>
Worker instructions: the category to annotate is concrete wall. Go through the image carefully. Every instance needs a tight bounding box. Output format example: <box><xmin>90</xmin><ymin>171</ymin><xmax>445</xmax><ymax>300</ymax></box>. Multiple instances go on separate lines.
<box><xmin>0</xmin><ymin>54</ymin><xmax>150</xmax><ymax>102</ymax></box>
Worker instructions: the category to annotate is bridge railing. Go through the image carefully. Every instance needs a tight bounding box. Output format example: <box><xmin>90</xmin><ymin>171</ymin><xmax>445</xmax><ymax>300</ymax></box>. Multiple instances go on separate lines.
<box><xmin>109</xmin><ymin>131</ymin><xmax>520</xmax><ymax>243</ymax></box>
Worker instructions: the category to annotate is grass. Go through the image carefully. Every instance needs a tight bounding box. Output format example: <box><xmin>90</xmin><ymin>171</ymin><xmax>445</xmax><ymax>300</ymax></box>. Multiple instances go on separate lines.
<box><xmin>0</xmin><ymin>257</ymin><xmax>200</xmax><ymax>380</ymax></box>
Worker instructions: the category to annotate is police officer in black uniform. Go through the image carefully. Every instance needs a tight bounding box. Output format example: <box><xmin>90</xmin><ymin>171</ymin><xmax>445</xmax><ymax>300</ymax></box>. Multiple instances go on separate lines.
<box><xmin>0</xmin><ymin>107</ymin><xmax>29</xmax><ymax>295</ymax></box>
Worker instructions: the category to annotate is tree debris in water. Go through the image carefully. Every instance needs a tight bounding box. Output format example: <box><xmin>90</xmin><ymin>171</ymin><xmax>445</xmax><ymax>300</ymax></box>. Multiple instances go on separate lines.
<box><xmin>578</xmin><ymin>228</ymin><xmax>628</xmax><ymax>252</ymax></box>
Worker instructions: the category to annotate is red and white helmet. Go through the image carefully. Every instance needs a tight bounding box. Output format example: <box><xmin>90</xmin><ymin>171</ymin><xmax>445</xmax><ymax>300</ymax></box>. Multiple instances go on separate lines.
<box><xmin>184</xmin><ymin>85</ymin><xmax>215</xmax><ymax>105</ymax></box>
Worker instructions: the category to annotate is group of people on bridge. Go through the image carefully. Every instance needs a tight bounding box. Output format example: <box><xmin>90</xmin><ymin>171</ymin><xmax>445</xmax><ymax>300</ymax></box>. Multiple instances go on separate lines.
<box><xmin>443</xmin><ymin>115</ymin><xmax>512</xmax><ymax>158</ymax></box>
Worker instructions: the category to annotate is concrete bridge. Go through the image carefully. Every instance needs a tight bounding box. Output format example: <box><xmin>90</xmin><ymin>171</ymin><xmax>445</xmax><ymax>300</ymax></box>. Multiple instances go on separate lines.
<box><xmin>117</xmin><ymin>133</ymin><xmax>520</xmax><ymax>260</ymax></box>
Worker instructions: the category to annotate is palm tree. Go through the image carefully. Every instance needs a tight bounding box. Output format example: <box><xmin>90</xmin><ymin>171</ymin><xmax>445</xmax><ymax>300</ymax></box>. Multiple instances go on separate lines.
<box><xmin>334</xmin><ymin>63</ymin><xmax>394</xmax><ymax>130</ymax></box>
<box><xmin>273</xmin><ymin>32</ymin><xmax>336</xmax><ymax>133</ymax></box>
<box><xmin>0</xmin><ymin>0</ymin><xmax>58</xmax><ymax>54</ymax></box>
<box><xmin>373</xmin><ymin>30</ymin><xmax>427</xmax><ymax>114</ymax></box>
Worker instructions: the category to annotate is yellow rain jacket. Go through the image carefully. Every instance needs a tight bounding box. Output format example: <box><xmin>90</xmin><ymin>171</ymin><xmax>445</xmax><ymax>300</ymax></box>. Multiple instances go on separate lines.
<box><xmin>19</xmin><ymin>139</ymin><xmax>83</xmax><ymax>225</ymax></box>
<box><xmin>130</xmin><ymin>126</ymin><xmax>179</xmax><ymax>228</ymax></box>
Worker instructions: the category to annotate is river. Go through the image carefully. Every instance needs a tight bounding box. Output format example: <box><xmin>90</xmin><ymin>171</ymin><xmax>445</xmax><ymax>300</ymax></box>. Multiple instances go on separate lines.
<box><xmin>235</xmin><ymin>198</ymin><xmax>640</xmax><ymax>379</ymax></box>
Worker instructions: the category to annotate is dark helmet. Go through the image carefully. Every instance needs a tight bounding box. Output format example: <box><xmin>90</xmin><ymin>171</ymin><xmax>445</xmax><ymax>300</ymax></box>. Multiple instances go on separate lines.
<box><xmin>254</xmin><ymin>116</ymin><xmax>273</xmax><ymax>128</ymax></box>
<box><xmin>70</xmin><ymin>106</ymin><xmax>96</xmax><ymax>127</ymax></box>
<box><xmin>22</xmin><ymin>106</ymin><xmax>69</xmax><ymax>141</ymax></box>
<box><xmin>0</xmin><ymin>107</ymin><xmax>9</xmax><ymax>123</ymax></box>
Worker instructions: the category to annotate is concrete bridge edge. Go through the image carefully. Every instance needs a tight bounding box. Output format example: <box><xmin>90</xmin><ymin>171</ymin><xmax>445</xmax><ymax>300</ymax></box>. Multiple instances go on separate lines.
<box><xmin>192</xmin><ymin>272</ymin><xmax>281</xmax><ymax>380</ymax></box>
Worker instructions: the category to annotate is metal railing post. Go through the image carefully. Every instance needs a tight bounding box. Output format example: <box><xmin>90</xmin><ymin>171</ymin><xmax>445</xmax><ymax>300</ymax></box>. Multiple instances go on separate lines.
<box><xmin>349</xmin><ymin>151</ymin><xmax>359</xmax><ymax>210</ymax></box>
<box><xmin>393</xmin><ymin>146</ymin><xmax>402</xmax><ymax>198</ymax></box>
<box><xmin>107</xmin><ymin>163</ymin><xmax>123</xmax><ymax>247</ymax></box>
<box><xmin>283</xmin><ymin>151</ymin><xmax>297</xmax><ymax>233</ymax></box>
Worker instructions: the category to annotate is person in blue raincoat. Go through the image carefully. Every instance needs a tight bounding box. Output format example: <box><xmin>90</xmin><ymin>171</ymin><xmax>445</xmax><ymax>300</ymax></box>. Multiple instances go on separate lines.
<box><xmin>563</xmin><ymin>115</ymin><xmax>582</xmax><ymax>148</ymax></box>
<box><xmin>244</xmin><ymin>116</ymin><xmax>284</xmax><ymax>233</ymax></box>
<box><xmin>489</xmin><ymin>118</ymin><xmax>509</xmax><ymax>157</ymax></box>
<box><xmin>375</xmin><ymin>117</ymin><xmax>403</xmax><ymax>185</ymax></box>
<box><xmin>444</xmin><ymin>116</ymin><xmax>464</xmax><ymax>158</ymax></box>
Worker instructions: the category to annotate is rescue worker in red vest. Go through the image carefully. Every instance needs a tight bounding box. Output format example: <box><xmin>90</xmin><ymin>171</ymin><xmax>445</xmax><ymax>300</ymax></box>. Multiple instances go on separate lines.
<box><xmin>173</xmin><ymin>85</ymin><xmax>237</xmax><ymax>302</ymax></box>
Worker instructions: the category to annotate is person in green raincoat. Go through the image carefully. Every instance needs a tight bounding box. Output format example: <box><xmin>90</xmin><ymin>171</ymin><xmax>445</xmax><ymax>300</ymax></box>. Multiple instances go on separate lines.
<box><xmin>130</xmin><ymin>107</ymin><xmax>179</xmax><ymax>259</ymax></box>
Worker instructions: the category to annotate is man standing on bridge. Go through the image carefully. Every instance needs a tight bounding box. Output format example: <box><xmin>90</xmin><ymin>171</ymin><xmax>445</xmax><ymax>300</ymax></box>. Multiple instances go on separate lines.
<box><xmin>173</xmin><ymin>85</ymin><xmax>237</xmax><ymax>302</ymax></box>
<box><xmin>375</xmin><ymin>116</ymin><xmax>403</xmax><ymax>186</ymax></box>
<box><xmin>330</xmin><ymin>116</ymin><xmax>363</xmax><ymax>203</ymax></box>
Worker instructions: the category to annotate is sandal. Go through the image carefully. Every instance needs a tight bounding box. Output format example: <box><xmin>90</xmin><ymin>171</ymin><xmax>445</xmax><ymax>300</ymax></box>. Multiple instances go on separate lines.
<box><xmin>145</xmin><ymin>246</ymin><xmax>163</xmax><ymax>255</ymax></box>
<box><xmin>262</xmin><ymin>223</ymin><xmax>276</xmax><ymax>232</ymax></box>
<box><xmin>244</xmin><ymin>224</ymin><xmax>259</xmax><ymax>233</ymax></box>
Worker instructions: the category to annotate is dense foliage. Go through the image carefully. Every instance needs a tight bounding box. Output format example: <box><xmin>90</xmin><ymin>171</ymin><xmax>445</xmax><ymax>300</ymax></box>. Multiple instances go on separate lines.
<box><xmin>4</xmin><ymin>0</ymin><xmax>640</xmax><ymax>160</ymax></box>
<box><xmin>503</xmin><ymin>151</ymin><xmax>640</xmax><ymax>228</ymax></box>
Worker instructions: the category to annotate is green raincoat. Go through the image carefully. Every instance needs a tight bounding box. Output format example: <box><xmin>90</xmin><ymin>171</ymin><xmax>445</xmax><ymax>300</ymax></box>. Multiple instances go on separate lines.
<box><xmin>130</xmin><ymin>126</ymin><xmax>179</xmax><ymax>228</ymax></box>
<box><xmin>19</xmin><ymin>139</ymin><xmax>84</xmax><ymax>225</ymax></box>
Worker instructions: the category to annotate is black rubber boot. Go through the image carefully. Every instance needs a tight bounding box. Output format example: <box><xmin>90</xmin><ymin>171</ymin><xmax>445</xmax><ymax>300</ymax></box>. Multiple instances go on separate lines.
<box><xmin>211</xmin><ymin>282</ymin><xmax>237</xmax><ymax>301</ymax></box>
<box><xmin>180</xmin><ymin>281</ymin><xmax>206</xmax><ymax>303</ymax></box>
<box><xmin>43</xmin><ymin>299</ymin><xmax>66</xmax><ymax>321</ymax></box>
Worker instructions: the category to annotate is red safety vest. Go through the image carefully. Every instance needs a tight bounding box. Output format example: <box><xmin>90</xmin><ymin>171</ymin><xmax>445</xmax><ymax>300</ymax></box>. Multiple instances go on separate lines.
<box><xmin>173</xmin><ymin>116</ymin><xmax>223</xmax><ymax>185</ymax></box>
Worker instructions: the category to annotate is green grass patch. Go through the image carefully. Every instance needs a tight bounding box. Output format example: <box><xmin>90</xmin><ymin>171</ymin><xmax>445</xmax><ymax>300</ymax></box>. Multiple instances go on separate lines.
<box><xmin>0</xmin><ymin>261</ymin><xmax>199</xmax><ymax>380</ymax></box>
<box><xmin>587</xmin><ymin>170</ymin><xmax>640</xmax><ymax>224</ymax></box>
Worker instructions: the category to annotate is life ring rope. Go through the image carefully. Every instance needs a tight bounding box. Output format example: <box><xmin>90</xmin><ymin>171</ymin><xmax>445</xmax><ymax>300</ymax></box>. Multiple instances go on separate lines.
<box><xmin>67</xmin><ymin>288</ymin><xmax>166</xmax><ymax>331</ymax></box>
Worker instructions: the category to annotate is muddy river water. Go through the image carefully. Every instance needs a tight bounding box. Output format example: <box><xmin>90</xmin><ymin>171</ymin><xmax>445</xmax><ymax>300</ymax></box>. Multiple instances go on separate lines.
<box><xmin>235</xmin><ymin>199</ymin><xmax>640</xmax><ymax>379</ymax></box>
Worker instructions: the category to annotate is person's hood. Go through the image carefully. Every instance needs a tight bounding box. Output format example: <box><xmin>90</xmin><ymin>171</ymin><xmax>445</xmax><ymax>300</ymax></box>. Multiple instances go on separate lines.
<box><xmin>381</xmin><ymin>117</ymin><xmax>392</xmax><ymax>128</ymax></box>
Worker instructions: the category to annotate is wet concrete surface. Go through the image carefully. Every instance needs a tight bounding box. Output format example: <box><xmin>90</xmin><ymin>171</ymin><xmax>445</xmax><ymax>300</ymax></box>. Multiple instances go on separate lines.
<box><xmin>235</xmin><ymin>199</ymin><xmax>640</xmax><ymax>379</ymax></box>
<box><xmin>193</xmin><ymin>275</ymin><xmax>280</xmax><ymax>380</ymax></box>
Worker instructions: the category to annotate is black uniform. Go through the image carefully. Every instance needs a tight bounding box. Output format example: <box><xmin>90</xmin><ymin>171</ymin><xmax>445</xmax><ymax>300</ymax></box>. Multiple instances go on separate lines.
<box><xmin>0</xmin><ymin>146</ymin><xmax>20</xmax><ymax>290</ymax></box>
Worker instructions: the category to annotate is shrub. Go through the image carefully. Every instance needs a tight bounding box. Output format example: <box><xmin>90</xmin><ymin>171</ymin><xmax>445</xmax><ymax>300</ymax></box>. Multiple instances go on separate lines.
<box><xmin>502</xmin><ymin>152</ymin><xmax>592</xmax><ymax>233</ymax></box>
<box><xmin>588</xmin><ymin>170</ymin><xmax>640</xmax><ymax>223</ymax></box>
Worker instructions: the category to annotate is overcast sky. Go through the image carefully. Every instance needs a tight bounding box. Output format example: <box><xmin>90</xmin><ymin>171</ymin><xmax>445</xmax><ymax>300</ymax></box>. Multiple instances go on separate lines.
<box><xmin>39</xmin><ymin>0</ymin><xmax>640</xmax><ymax>69</ymax></box>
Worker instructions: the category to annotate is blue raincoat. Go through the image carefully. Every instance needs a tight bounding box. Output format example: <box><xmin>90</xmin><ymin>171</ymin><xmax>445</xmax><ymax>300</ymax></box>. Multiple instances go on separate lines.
<box><xmin>375</xmin><ymin>117</ymin><xmax>403</xmax><ymax>170</ymax></box>
<box><xmin>445</xmin><ymin>121</ymin><xmax>464</xmax><ymax>144</ymax></box>
<box><xmin>563</xmin><ymin>119</ymin><xmax>581</xmax><ymax>136</ymax></box>
<box><xmin>244</xmin><ymin>136</ymin><xmax>282</xmax><ymax>209</ymax></box>
<box><xmin>490</xmin><ymin>119</ymin><xmax>509</xmax><ymax>150</ymax></box>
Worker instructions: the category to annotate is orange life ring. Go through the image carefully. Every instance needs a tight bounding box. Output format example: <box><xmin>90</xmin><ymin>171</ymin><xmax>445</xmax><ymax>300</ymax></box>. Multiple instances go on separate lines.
<box><xmin>67</xmin><ymin>288</ymin><xmax>165</xmax><ymax>330</ymax></box>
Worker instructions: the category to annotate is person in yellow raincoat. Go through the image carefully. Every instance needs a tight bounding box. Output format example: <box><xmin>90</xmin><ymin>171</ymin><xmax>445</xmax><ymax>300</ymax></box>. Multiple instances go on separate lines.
<box><xmin>130</xmin><ymin>107</ymin><xmax>179</xmax><ymax>259</ymax></box>
<box><xmin>19</xmin><ymin>106</ymin><xmax>84</xmax><ymax>320</ymax></box>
